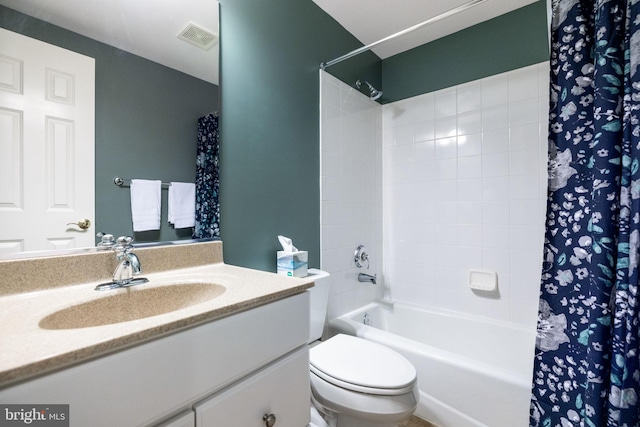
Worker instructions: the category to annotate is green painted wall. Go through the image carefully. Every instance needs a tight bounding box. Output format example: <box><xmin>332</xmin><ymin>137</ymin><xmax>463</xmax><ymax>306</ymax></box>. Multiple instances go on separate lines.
<box><xmin>382</xmin><ymin>0</ymin><xmax>549</xmax><ymax>101</ymax></box>
<box><xmin>218</xmin><ymin>0</ymin><xmax>381</xmax><ymax>271</ymax></box>
<box><xmin>0</xmin><ymin>5</ymin><xmax>219</xmax><ymax>244</ymax></box>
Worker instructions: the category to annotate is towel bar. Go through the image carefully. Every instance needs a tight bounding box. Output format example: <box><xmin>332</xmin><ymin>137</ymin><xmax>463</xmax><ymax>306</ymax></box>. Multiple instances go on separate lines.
<box><xmin>113</xmin><ymin>176</ymin><xmax>172</xmax><ymax>189</ymax></box>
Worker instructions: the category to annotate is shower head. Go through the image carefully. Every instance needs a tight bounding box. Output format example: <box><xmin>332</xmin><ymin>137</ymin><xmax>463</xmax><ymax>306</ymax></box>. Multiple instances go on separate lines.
<box><xmin>355</xmin><ymin>80</ymin><xmax>383</xmax><ymax>101</ymax></box>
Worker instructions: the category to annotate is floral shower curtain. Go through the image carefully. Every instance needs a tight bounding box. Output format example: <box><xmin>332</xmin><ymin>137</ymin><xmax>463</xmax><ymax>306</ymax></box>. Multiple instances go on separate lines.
<box><xmin>531</xmin><ymin>1</ymin><xmax>640</xmax><ymax>426</ymax></box>
<box><xmin>193</xmin><ymin>112</ymin><xmax>220</xmax><ymax>239</ymax></box>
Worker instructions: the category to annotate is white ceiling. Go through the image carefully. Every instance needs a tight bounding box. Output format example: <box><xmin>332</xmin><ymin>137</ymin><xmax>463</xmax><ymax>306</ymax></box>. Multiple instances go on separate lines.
<box><xmin>313</xmin><ymin>0</ymin><xmax>539</xmax><ymax>60</ymax></box>
<box><xmin>0</xmin><ymin>0</ymin><xmax>539</xmax><ymax>85</ymax></box>
<box><xmin>0</xmin><ymin>0</ymin><xmax>219</xmax><ymax>84</ymax></box>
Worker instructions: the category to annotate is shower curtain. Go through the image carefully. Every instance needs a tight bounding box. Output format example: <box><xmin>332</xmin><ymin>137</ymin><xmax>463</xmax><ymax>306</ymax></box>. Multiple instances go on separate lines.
<box><xmin>531</xmin><ymin>1</ymin><xmax>640</xmax><ymax>426</ymax></box>
<box><xmin>193</xmin><ymin>112</ymin><xmax>220</xmax><ymax>239</ymax></box>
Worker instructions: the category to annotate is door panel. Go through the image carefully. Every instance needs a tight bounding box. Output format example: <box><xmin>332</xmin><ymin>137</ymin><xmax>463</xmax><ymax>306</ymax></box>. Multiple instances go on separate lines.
<box><xmin>0</xmin><ymin>28</ymin><xmax>95</xmax><ymax>254</ymax></box>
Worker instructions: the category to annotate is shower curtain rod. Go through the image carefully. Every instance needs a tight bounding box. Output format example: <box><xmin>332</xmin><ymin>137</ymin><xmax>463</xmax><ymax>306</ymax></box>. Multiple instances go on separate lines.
<box><xmin>320</xmin><ymin>0</ymin><xmax>488</xmax><ymax>70</ymax></box>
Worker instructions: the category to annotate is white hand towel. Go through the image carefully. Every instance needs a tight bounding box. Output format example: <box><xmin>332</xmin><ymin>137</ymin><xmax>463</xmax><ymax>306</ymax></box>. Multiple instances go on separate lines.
<box><xmin>168</xmin><ymin>182</ymin><xmax>195</xmax><ymax>229</ymax></box>
<box><xmin>130</xmin><ymin>179</ymin><xmax>162</xmax><ymax>232</ymax></box>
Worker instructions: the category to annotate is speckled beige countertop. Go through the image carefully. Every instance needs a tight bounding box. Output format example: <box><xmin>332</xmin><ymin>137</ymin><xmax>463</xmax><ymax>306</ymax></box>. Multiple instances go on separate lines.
<box><xmin>0</xmin><ymin>241</ymin><xmax>313</xmax><ymax>387</ymax></box>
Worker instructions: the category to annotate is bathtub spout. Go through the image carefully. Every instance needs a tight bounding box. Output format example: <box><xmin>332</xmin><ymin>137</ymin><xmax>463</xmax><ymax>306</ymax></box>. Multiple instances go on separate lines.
<box><xmin>358</xmin><ymin>273</ymin><xmax>377</xmax><ymax>284</ymax></box>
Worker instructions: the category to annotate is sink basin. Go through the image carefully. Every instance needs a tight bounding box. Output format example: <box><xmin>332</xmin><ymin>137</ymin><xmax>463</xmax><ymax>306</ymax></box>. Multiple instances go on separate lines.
<box><xmin>39</xmin><ymin>283</ymin><xmax>226</xmax><ymax>330</ymax></box>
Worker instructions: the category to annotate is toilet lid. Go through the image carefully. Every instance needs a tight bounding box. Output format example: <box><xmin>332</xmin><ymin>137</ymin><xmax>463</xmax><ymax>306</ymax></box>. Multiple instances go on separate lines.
<box><xmin>310</xmin><ymin>334</ymin><xmax>416</xmax><ymax>395</ymax></box>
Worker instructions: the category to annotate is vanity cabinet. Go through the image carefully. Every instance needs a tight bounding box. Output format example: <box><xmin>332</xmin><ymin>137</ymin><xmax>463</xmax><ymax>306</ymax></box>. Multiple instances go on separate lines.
<box><xmin>0</xmin><ymin>292</ymin><xmax>310</xmax><ymax>427</ymax></box>
<box><xmin>194</xmin><ymin>347</ymin><xmax>309</xmax><ymax>426</ymax></box>
<box><xmin>156</xmin><ymin>411</ymin><xmax>195</xmax><ymax>427</ymax></box>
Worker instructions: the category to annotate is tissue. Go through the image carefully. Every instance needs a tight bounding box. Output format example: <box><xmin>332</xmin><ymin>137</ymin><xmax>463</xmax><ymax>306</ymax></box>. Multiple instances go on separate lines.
<box><xmin>277</xmin><ymin>235</ymin><xmax>308</xmax><ymax>277</ymax></box>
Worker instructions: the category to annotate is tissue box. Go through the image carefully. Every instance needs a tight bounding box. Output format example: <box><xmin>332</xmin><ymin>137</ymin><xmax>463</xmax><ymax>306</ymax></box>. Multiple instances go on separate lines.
<box><xmin>277</xmin><ymin>250</ymin><xmax>308</xmax><ymax>277</ymax></box>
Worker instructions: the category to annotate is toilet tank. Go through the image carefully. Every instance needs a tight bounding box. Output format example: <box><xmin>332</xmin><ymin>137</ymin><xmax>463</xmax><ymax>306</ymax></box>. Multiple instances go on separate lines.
<box><xmin>306</xmin><ymin>269</ymin><xmax>330</xmax><ymax>342</ymax></box>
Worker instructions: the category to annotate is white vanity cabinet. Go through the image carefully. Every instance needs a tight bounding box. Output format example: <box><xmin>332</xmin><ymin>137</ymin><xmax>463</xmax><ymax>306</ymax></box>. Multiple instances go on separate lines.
<box><xmin>156</xmin><ymin>411</ymin><xmax>195</xmax><ymax>427</ymax></box>
<box><xmin>0</xmin><ymin>292</ymin><xmax>310</xmax><ymax>427</ymax></box>
<box><xmin>194</xmin><ymin>347</ymin><xmax>309</xmax><ymax>426</ymax></box>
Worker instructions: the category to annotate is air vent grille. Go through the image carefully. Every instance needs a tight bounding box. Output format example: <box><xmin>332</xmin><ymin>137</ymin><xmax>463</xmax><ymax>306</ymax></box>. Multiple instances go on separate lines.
<box><xmin>178</xmin><ymin>22</ymin><xmax>218</xmax><ymax>50</ymax></box>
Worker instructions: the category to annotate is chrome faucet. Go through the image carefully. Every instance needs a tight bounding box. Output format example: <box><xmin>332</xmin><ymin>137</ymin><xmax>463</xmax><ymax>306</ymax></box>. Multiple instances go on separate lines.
<box><xmin>96</xmin><ymin>232</ymin><xmax>116</xmax><ymax>250</ymax></box>
<box><xmin>95</xmin><ymin>236</ymin><xmax>148</xmax><ymax>291</ymax></box>
<box><xmin>358</xmin><ymin>273</ymin><xmax>377</xmax><ymax>285</ymax></box>
<box><xmin>113</xmin><ymin>236</ymin><xmax>141</xmax><ymax>284</ymax></box>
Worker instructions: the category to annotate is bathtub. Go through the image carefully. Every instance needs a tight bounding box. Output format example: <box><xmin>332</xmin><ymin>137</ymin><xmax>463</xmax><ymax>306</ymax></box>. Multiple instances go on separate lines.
<box><xmin>329</xmin><ymin>301</ymin><xmax>536</xmax><ymax>427</ymax></box>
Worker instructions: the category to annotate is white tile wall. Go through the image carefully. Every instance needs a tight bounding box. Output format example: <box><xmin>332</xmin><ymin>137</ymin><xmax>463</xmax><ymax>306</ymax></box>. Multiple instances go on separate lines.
<box><xmin>382</xmin><ymin>63</ymin><xmax>549</xmax><ymax>328</ymax></box>
<box><xmin>320</xmin><ymin>63</ymin><xmax>548</xmax><ymax>329</ymax></box>
<box><xmin>320</xmin><ymin>71</ymin><xmax>384</xmax><ymax>320</ymax></box>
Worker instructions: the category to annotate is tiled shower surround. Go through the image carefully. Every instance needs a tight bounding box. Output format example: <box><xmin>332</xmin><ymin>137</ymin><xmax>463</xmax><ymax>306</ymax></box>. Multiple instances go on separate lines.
<box><xmin>320</xmin><ymin>71</ymin><xmax>385</xmax><ymax>321</ymax></box>
<box><xmin>320</xmin><ymin>62</ymin><xmax>548</xmax><ymax>328</ymax></box>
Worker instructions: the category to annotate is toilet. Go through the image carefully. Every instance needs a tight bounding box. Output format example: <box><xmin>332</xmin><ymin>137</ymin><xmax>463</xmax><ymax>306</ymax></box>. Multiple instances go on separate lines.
<box><xmin>307</xmin><ymin>269</ymin><xmax>418</xmax><ymax>427</ymax></box>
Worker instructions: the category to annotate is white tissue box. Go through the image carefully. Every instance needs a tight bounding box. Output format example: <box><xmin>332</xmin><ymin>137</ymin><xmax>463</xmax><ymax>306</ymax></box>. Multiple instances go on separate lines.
<box><xmin>277</xmin><ymin>250</ymin><xmax>308</xmax><ymax>277</ymax></box>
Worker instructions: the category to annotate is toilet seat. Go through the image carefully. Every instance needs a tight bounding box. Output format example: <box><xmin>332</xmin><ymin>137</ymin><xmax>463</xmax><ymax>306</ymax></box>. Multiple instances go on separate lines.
<box><xmin>310</xmin><ymin>334</ymin><xmax>416</xmax><ymax>396</ymax></box>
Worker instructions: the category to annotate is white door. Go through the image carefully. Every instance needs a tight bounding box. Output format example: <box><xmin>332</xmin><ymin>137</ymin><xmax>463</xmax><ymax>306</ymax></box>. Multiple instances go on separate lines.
<box><xmin>0</xmin><ymin>28</ymin><xmax>95</xmax><ymax>255</ymax></box>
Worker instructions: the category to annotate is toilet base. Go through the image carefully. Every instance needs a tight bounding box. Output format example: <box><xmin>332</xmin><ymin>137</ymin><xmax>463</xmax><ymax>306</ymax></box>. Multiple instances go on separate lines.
<box><xmin>310</xmin><ymin>373</ymin><xmax>418</xmax><ymax>427</ymax></box>
<box><xmin>312</xmin><ymin>399</ymin><xmax>411</xmax><ymax>427</ymax></box>
<box><xmin>334</xmin><ymin>412</ymin><xmax>409</xmax><ymax>427</ymax></box>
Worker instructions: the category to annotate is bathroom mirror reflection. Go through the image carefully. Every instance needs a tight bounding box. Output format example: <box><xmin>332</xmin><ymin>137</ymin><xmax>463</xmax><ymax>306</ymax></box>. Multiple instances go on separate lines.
<box><xmin>0</xmin><ymin>0</ymin><xmax>220</xmax><ymax>258</ymax></box>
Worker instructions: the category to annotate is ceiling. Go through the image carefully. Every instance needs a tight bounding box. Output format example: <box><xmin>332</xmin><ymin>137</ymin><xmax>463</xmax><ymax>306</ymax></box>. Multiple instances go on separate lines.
<box><xmin>0</xmin><ymin>0</ymin><xmax>540</xmax><ymax>85</ymax></box>
<box><xmin>0</xmin><ymin>0</ymin><xmax>219</xmax><ymax>84</ymax></box>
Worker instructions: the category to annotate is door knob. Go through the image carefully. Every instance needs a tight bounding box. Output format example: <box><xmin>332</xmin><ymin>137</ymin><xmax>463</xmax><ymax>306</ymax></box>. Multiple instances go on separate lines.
<box><xmin>67</xmin><ymin>219</ymin><xmax>91</xmax><ymax>230</ymax></box>
<box><xmin>263</xmin><ymin>413</ymin><xmax>276</xmax><ymax>427</ymax></box>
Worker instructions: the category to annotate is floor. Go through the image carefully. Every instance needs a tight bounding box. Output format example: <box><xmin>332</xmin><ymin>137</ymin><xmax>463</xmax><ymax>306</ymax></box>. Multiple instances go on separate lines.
<box><xmin>400</xmin><ymin>416</ymin><xmax>439</xmax><ymax>427</ymax></box>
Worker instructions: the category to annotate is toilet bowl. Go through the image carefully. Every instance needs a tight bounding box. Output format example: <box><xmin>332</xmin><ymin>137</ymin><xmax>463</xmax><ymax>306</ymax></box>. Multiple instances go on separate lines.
<box><xmin>310</xmin><ymin>334</ymin><xmax>418</xmax><ymax>427</ymax></box>
<box><xmin>307</xmin><ymin>270</ymin><xmax>418</xmax><ymax>427</ymax></box>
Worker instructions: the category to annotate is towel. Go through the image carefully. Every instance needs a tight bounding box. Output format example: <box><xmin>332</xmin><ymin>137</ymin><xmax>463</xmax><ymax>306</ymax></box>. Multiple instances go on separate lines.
<box><xmin>130</xmin><ymin>179</ymin><xmax>162</xmax><ymax>231</ymax></box>
<box><xmin>168</xmin><ymin>182</ymin><xmax>195</xmax><ymax>228</ymax></box>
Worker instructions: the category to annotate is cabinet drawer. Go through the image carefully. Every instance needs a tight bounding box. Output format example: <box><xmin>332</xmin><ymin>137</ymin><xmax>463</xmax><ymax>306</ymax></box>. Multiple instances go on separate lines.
<box><xmin>155</xmin><ymin>410</ymin><xmax>195</xmax><ymax>427</ymax></box>
<box><xmin>195</xmin><ymin>347</ymin><xmax>310</xmax><ymax>427</ymax></box>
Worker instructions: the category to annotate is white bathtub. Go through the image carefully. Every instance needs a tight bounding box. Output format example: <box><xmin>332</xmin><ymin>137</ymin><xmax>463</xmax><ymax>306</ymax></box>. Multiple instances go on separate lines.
<box><xmin>329</xmin><ymin>301</ymin><xmax>536</xmax><ymax>427</ymax></box>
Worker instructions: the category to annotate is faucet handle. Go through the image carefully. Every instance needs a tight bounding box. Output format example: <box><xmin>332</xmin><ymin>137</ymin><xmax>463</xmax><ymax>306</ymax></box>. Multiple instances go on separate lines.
<box><xmin>354</xmin><ymin>245</ymin><xmax>370</xmax><ymax>269</ymax></box>
<box><xmin>116</xmin><ymin>236</ymin><xmax>134</xmax><ymax>247</ymax></box>
<box><xmin>114</xmin><ymin>236</ymin><xmax>134</xmax><ymax>258</ymax></box>
<box><xmin>96</xmin><ymin>232</ymin><xmax>116</xmax><ymax>250</ymax></box>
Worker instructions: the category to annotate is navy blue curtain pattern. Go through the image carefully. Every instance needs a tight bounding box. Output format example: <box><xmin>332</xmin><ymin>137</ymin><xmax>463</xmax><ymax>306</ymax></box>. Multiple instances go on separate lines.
<box><xmin>193</xmin><ymin>112</ymin><xmax>220</xmax><ymax>239</ymax></box>
<box><xmin>531</xmin><ymin>1</ymin><xmax>640</xmax><ymax>426</ymax></box>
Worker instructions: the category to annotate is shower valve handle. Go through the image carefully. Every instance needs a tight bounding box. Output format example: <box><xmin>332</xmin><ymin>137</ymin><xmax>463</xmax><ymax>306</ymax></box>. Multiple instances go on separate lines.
<box><xmin>354</xmin><ymin>245</ymin><xmax>370</xmax><ymax>269</ymax></box>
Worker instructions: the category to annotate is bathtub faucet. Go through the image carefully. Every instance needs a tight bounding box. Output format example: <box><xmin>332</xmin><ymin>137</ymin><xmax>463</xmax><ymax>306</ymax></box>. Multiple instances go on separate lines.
<box><xmin>358</xmin><ymin>273</ymin><xmax>377</xmax><ymax>285</ymax></box>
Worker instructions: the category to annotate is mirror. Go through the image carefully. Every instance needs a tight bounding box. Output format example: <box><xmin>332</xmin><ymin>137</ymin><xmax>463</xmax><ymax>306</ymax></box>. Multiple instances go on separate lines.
<box><xmin>0</xmin><ymin>0</ymin><xmax>220</xmax><ymax>258</ymax></box>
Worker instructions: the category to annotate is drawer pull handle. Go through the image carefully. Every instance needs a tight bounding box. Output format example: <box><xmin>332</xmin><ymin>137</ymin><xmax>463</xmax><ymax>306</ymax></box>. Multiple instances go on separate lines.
<box><xmin>263</xmin><ymin>413</ymin><xmax>276</xmax><ymax>427</ymax></box>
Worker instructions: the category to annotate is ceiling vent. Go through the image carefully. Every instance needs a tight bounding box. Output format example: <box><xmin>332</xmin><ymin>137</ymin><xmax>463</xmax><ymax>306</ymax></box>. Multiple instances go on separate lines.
<box><xmin>177</xmin><ymin>22</ymin><xmax>218</xmax><ymax>50</ymax></box>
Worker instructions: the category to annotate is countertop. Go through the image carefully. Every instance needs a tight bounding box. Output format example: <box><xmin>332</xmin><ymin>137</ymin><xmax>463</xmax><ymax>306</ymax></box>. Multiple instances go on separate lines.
<box><xmin>0</xmin><ymin>250</ymin><xmax>313</xmax><ymax>388</ymax></box>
